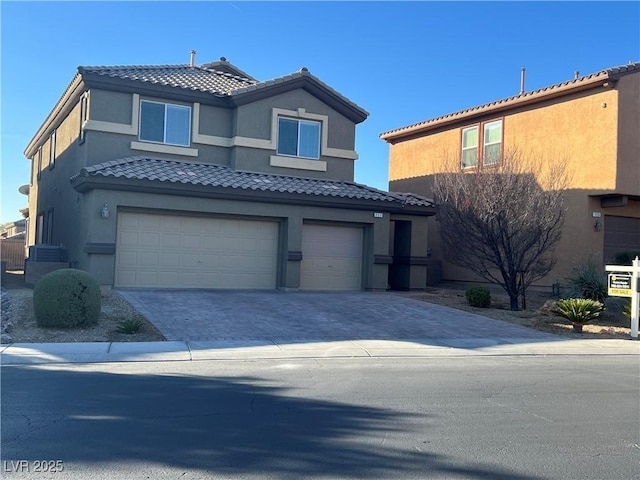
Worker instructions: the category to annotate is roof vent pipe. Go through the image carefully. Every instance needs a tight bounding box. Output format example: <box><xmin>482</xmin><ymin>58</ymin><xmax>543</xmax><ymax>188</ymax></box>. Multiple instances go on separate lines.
<box><xmin>190</xmin><ymin>50</ymin><xmax>196</xmax><ymax>67</ymax></box>
<box><xmin>520</xmin><ymin>67</ymin><xmax>526</xmax><ymax>95</ymax></box>
<box><xmin>574</xmin><ymin>70</ymin><xmax>580</xmax><ymax>80</ymax></box>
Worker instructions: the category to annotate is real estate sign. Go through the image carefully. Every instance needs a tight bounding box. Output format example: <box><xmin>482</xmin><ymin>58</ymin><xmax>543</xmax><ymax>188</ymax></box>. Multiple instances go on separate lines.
<box><xmin>605</xmin><ymin>257</ymin><xmax>640</xmax><ymax>340</ymax></box>
<box><xmin>608</xmin><ymin>273</ymin><xmax>632</xmax><ymax>297</ymax></box>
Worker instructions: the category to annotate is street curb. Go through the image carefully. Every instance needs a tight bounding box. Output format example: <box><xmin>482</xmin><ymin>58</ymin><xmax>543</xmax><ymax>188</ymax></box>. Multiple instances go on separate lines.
<box><xmin>1</xmin><ymin>338</ymin><xmax>638</xmax><ymax>365</ymax></box>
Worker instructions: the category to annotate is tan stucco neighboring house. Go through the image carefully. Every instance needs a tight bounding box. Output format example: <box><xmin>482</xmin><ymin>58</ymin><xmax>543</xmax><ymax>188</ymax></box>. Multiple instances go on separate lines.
<box><xmin>23</xmin><ymin>56</ymin><xmax>434</xmax><ymax>290</ymax></box>
<box><xmin>382</xmin><ymin>62</ymin><xmax>640</xmax><ymax>287</ymax></box>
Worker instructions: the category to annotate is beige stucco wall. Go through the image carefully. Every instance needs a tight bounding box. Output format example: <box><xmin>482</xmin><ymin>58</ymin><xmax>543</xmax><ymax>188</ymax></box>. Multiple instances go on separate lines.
<box><xmin>27</xmin><ymin>98</ymin><xmax>84</xmax><ymax>247</ymax></box>
<box><xmin>616</xmin><ymin>73</ymin><xmax>640</xmax><ymax>195</ymax></box>
<box><xmin>388</xmin><ymin>80</ymin><xmax>640</xmax><ymax>287</ymax></box>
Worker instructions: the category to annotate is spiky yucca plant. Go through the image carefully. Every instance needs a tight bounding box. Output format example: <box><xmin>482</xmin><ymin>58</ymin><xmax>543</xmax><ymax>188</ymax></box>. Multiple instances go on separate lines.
<box><xmin>553</xmin><ymin>298</ymin><xmax>605</xmax><ymax>332</ymax></box>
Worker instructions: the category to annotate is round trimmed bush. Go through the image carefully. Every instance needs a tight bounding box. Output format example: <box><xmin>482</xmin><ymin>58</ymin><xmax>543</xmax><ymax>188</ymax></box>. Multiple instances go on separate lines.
<box><xmin>33</xmin><ymin>269</ymin><xmax>101</xmax><ymax>328</ymax></box>
<box><xmin>465</xmin><ymin>286</ymin><xmax>491</xmax><ymax>308</ymax></box>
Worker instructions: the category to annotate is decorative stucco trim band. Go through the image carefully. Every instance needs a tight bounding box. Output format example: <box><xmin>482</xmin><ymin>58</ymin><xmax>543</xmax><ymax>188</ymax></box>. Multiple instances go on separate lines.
<box><xmin>392</xmin><ymin>256</ymin><xmax>430</xmax><ymax>265</ymax></box>
<box><xmin>374</xmin><ymin>255</ymin><xmax>393</xmax><ymax>264</ymax></box>
<box><xmin>270</xmin><ymin>155</ymin><xmax>327</xmax><ymax>172</ymax></box>
<box><xmin>288</xmin><ymin>251</ymin><xmax>303</xmax><ymax>261</ymax></box>
<box><xmin>130</xmin><ymin>141</ymin><xmax>198</xmax><ymax>157</ymax></box>
<box><xmin>84</xmin><ymin>242</ymin><xmax>116</xmax><ymax>254</ymax></box>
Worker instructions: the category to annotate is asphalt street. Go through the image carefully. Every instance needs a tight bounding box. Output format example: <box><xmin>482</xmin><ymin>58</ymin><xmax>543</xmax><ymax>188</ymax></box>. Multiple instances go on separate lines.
<box><xmin>2</xmin><ymin>355</ymin><xmax>639</xmax><ymax>479</ymax></box>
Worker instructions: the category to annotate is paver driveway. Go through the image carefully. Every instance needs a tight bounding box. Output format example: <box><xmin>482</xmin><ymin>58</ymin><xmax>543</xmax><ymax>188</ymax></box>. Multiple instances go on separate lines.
<box><xmin>118</xmin><ymin>290</ymin><xmax>558</xmax><ymax>344</ymax></box>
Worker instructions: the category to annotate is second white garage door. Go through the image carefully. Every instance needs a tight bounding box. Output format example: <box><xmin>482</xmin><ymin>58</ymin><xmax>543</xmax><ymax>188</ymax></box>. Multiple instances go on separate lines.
<box><xmin>300</xmin><ymin>223</ymin><xmax>363</xmax><ymax>290</ymax></box>
<box><xmin>115</xmin><ymin>212</ymin><xmax>278</xmax><ymax>288</ymax></box>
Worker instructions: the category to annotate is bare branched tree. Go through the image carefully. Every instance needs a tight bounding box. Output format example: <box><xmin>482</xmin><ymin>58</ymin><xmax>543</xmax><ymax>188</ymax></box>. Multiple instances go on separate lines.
<box><xmin>432</xmin><ymin>150</ymin><xmax>569</xmax><ymax>310</ymax></box>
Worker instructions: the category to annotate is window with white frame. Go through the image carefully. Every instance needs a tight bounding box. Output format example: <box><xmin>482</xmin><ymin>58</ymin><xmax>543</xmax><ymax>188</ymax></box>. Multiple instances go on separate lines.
<box><xmin>277</xmin><ymin>117</ymin><xmax>321</xmax><ymax>159</ymax></box>
<box><xmin>483</xmin><ymin>120</ymin><xmax>502</xmax><ymax>165</ymax></box>
<box><xmin>461</xmin><ymin>119</ymin><xmax>503</xmax><ymax>168</ymax></box>
<box><xmin>461</xmin><ymin>126</ymin><xmax>479</xmax><ymax>168</ymax></box>
<box><xmin>139</xmin><ymin>100</ymin><xmax>191</xmax><ymax>147</ymax></box>
<box><xmin>79</xmin><ymin>94</ymin><xmax>88</xmax><ymax>144</ymax></box>
<box><xmin>36</xmin><ymin>213</ymin><xmax>44</xmax><ymax>244</ymax></box>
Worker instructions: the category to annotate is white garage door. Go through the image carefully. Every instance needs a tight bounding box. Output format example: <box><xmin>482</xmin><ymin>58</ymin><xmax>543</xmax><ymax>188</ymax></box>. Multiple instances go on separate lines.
<box><xmin>300</xmin><ymin>224</ymin><xmax>363</xmax><ymax>290</ymax></box>
<box><xmin>115</xmin><ymin>212</ymin><xmax>278</xmax><ymax>288</ymax></box>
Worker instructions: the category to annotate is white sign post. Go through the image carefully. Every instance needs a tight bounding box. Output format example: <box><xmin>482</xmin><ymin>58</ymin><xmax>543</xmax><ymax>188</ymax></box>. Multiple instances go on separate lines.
<box><xmin>605</xmin><ymin>256</ymin><xmax>640</xmax><ymax>340</ymax></box>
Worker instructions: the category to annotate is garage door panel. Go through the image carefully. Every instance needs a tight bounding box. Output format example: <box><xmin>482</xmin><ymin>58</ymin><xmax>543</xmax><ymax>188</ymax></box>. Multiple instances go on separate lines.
<box><xmin>300</xmin><ymin>224</ymin><xmax>363</xmax><ymax>291</ymax></box>
<box><xmin>115</xmin><ymin>213</ymin><xmax>278</xmax><ymax>288</ymax></box>
<box><xmin>139</xmin><ymin>215</ymin><xmax>161</xmax><ymax>229</ymax></box>
<box><xmin>161</xmin><ymin>216</ymin><xmax>182</xmax><ymax>232</ymax></box>
<box><xmin>182</xmin><ymin>235</ymin><xmax>201</xmax><ymax>250</ymax></box>
<box><xmin>119</xmin><ymin>231</ymin><xmax>139</xmax><ymax>248</ymax></box>
<box><xmin>604</xmin><ymin>215</ymin><xmax>640</xmax><ymax>262</ymax></box>
<box><xmin>138</xmin><ymin>271</ymin><xmax>158</xmax><ymax>286</ymax></box>
<box><xmin>159</xmin><ymin>271</ymin><xmax>179</xmax><ymax>286</ymax></box>
<box><xmin>160</xmin><ymin>234</ymin><xmax>181</xmax><ymax>248</ymax></box>
<box><xmin>139</xmin><ymin>252</ymin><xmax>159</xmax><ymax>266</ymax></box>
<box><xmin>140</xmin><ymin>232</ymin><xmax>159</xmax><ymax>248</ymax></box>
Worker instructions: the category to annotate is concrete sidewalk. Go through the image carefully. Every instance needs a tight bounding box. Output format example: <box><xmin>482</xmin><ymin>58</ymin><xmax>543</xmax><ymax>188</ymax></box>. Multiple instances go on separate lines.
<box><xmin>1</xmin><ymin>338</ymin><xmax>638</xmax><ymax>365</ymax></box>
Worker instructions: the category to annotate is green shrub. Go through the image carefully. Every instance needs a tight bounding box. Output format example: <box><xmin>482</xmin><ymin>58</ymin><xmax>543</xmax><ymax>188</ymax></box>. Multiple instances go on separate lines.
<box><xmin>33</xmin><ymin>269</ymin><xmax>101</xmax><ymax>328</ymax></box>
<box><xmin>465</xmin><ymin>286</ymin><xmax>491</xmax><ymax>308</ymax></box>
<box><xmin>623</xmin><ymin>301</ymin><xmax>633</xmax><ymax>320</ymax></box>
<box><xmin>116</xmin><ymin>318</ymin><xmax>144</xmax><ymax>334</ymax></box>
<box><xmin>566</xmin><ymin>257</ymin><xmax>607</xmax><ymax>303</ymax></box>
<box><xmin>612</xmin><ymin>251</ymin><xmax>640</xmax><ymax>265</ymax></box>
<box><xmin>553</xmin><ymin>298</ymin><xmax>605</xmax><ymax>324</ymax></box>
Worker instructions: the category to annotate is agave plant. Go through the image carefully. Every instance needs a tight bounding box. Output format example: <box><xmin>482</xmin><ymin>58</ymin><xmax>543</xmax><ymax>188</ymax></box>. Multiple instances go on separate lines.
<box><xmin>116</xmin><ymin>318</ymin><xmax>144</xmax><ymax>334</ymax></box>
<box><xmin>553</xmin><ymin>298</ymin><xmax>605</xmax><ymax>332</ymax></box>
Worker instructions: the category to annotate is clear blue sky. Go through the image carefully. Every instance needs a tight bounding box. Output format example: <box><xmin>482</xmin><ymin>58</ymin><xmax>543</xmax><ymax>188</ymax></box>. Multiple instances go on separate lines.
<box><xmin>1</xmin><ymin>1</ymin><xmax>639</xmax><ymax>224</ymax></box>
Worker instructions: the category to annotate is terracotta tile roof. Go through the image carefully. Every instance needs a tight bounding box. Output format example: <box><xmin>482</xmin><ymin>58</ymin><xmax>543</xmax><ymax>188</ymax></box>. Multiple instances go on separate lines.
<box><xmin>72</xmin><ymin>156</ymin><xmax>433</xmax><ymax>208</ymax></box>
<box><xmin>381</xmin><ymin>61</ymin><xmax>640</xmax><ymax>140</ymax></box>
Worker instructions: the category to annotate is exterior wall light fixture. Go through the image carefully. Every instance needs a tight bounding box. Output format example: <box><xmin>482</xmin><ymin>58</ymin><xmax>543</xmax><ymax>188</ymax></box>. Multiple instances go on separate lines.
<box><xmin>100</xmin><ymin>203</ymin><xmax>110</xmax><ymax>219</ymax></box>
<box><xmin>594</xmin><ymin>219</ymin><xmax>602</xmax><ymax>231</ymax></box>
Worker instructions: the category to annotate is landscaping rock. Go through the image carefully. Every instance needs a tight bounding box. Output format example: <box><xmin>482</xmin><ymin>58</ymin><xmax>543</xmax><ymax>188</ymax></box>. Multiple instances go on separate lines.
<box><xmin>537</xmin><ymin>299</ymin><xmax>558</xmax><ymax>316</ymax></box>
<box><xmin>0</xmin><ymin>333</ymin><xmax>12</xmax><ymax>344</ymax></box>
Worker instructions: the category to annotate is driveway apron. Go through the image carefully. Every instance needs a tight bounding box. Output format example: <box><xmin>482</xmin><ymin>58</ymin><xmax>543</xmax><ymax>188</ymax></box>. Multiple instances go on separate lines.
<box><xmin>117</xmin><ymin>290</ymin><xmax>558</xmax><ymax>343</ymax></box>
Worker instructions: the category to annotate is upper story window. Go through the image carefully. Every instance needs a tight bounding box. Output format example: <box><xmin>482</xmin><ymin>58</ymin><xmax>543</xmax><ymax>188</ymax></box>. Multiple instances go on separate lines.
<box><xmin>36</xmin><ymin>147</ymin><xmax>43</xmax><ymax>181</ymax></box>
<box><xmin>139</xmin><ymin>100</ymin><xmax>191</xmax><ymax>147</ymax></box>
<box><xmin>277</xmin><ymin>117</ymin><xmax>321</xmax><ymax>160</ymax></box>
<box><xmin>49</xmin><ymin>130</ymin><xmax>57</xmax><ymax>169</ymax></box>
<box><xmin>461</xmin><ymin>119</ymin><xmax>503</xmax><ymax>168</ymax></box>
<box><xmin>461</xmin><ymin>126</ymin><xmax>479</xmax><ymax>168</ymax></box>
<box><xmin>79</xmin><ymin>94</ymin><xmax>88</xmax><ymax>144</ymax></box>
<box><xmin>483</xmin><ymin>120</ymin><xmax>502</xmax><ymax>165</ymax></box>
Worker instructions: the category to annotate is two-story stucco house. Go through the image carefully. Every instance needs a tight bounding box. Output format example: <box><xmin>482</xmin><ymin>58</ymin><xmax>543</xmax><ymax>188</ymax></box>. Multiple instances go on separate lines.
<box><xmin>382</xmin><ymin>62</ymin><xmax>640</xmax><ymax>287</ymax></box>
<box><xmin>24</xmin><ymin>55</ymin><xmax>434</xmax><ymax>290</ymax></box>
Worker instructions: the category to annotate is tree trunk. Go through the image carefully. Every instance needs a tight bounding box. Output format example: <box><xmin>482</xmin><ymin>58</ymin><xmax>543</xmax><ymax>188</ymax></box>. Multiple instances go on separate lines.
<box><xmin>509</xmin><ymin>294</ymin><xmax>519</xmax><ymax>311</ymax></box>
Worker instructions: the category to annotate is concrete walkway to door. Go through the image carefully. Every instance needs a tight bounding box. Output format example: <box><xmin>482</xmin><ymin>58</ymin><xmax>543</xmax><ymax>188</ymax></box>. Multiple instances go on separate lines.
<box><xmin>117</xmin><ymin>289</ymin><xmax>558</xmax><ymax>344</ymax></box>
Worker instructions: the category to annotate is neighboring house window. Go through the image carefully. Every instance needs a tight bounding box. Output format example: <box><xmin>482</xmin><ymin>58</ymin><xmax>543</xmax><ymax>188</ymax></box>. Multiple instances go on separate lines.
<box><xmin>483</xmin><ymin>120</ymin><xmax>502</xmax><ymax>165</ymax></box>
<box><xmin>79</xmin><ymin>93</ymin><xmax>88</xmax><ymax>144</ymax></box>
<box><xmin>277</xmin><ymin>117</ymin><xmax>321</xmax><ymax>159</ymax></box>
<box><xmin>461</xmin><ymin>119</ymin><xmax>503</xmax><ymax>168</ymax></box>
<box><xmin>49</xmin><ymin>130</ymin><xmax>56</xmax><ymax>169</ymax></box>
<box><xmin>139</xmin><ymin>100</ymin><xmax>191</xmax><ymax>147</ymax></box>
<box><xmin>461</xmin><ymin>126</ymin><xmax>479</xmax><ymax>168</ymax></box>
